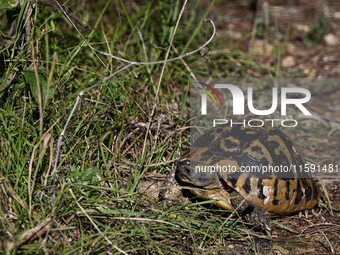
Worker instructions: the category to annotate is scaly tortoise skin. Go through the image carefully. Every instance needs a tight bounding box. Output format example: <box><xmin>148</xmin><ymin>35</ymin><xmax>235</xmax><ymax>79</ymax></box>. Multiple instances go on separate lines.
<box><xmin>163</xmin><ymin>122</ymin><xmax>320</xmax><ymax>233</ymax></box>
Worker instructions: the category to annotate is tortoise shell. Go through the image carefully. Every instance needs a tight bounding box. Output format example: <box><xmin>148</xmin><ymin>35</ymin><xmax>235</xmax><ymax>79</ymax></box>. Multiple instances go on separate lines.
<box><xmin>176</xmin><ymin>123</ymin><xmax>320</xmax><ymax>215</ymax></box>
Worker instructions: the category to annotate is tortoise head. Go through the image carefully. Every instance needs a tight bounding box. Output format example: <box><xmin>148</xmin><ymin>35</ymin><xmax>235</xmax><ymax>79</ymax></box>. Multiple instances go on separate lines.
<box><xmin>176</xmin><ymin>158</ymin><xmax>221</xmax><ymax>189</ymax></box>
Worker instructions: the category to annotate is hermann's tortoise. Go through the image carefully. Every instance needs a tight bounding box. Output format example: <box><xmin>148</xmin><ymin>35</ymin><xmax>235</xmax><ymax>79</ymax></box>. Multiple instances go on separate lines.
<box><xmin>161</xmin><ymin>122</ymin><xmax>320</xmax><ymax>234</ymax></box>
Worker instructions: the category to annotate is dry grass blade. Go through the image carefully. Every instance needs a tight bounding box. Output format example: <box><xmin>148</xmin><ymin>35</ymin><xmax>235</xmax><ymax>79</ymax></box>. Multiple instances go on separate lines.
<box><xmin>30</xmin><ymin>40</ymin><xmax>43</xmax><ymax>137</ymax></box>
<box><xmin>0</xmin><ymin>218</ymin><xmax>53</xmax><ymax>253</ymax></box>
<box><xmin>143</xmin><ymin>0</ymin><xmax>188</xmax><ymax>160</ymax></box>
<box><xmin>3</xmin><ymin>1</ymin><xmax>337</xmax><ymax>253</ymax></box>
<box><xmin>28</xmin><ymin>118</ymin><xmax>61</xmax><ymax>216</ymax></box>
<box><xmin>0</xmin><ymin>177</ymin><xmax>27</xmax><ymax>210</ymax></box>
<box><xmin>69</xmin><ymin>188</ymin><xmax>128</xmax><ymax>255</ymax></box>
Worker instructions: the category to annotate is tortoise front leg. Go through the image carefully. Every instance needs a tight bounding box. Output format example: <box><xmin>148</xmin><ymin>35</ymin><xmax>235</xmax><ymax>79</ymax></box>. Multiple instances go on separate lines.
<box><xmin>230</xmin><ymin>191</ymin><xmax>271</xmax><ymax>236</ymax></box>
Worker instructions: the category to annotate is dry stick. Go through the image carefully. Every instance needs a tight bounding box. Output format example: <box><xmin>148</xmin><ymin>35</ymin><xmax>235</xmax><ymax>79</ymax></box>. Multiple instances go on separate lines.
<box><xmin>171</xmin><ymin>45</ymin><xmax>197</xmax><ymax>81</ymax></box>
<box><xmin>51</xmin><ymin>64</ymin><xmax>133</xmax><ymax>217</ymax></box>
<box><xmin>54</xmin><ymin>0</ymin><xmax>216</xmax><ymax>66</ymax></box>
<box><xmin>53</xmin><ymin>0</ymin><xmax>215</xmax><ymax>68</ymax></box>
<box><xmin>51</xmin><ymin>19</ymin><xmax>216</xmax><ymax>196</ymax></box>
<box><xmin>69</xmin><ymin>188</ymin><xmax>128</xmax><ymax>255</ymax></box>
<box><xmin>50</xmin><ymin>3</ymin><xmax>216</xmax><ymax>251</ymax></box>
<box><xmin>90</xmin><ymin>21</ymin><xmax>215</xmax><ymax>66</ymax></box>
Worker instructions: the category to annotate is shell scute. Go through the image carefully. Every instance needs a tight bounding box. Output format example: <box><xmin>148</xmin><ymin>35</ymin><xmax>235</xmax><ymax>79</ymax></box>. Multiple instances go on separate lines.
<box><xmin>175</xmin><ymin>123</ymin><xmax>320</xmax><ymax>216</ymax></box>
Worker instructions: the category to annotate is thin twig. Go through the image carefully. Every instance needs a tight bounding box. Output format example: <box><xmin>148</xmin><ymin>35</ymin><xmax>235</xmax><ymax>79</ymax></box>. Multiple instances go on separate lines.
<box><xmin>143</xmin><ymin>0</ymin><xmax>188</xmax><ymax>159</ymax></box>
<box><xmin>91</xmin><ymin>20</ymin><xmax>215</xmax><ymax>66</ymax></box>
<box><xmin>51</xmin><ymin>64</ymin><xmax>132</xmax><ymax>219</ymax></box>
<box><xmin>50</xmin><ymin>0</ymin><xmax>216</xmax><ymax>234</ymax></box>
<box><xmin>54</xmin><ymin>0</ymin><xmax>216</xmax><ymax>67</ymax></box>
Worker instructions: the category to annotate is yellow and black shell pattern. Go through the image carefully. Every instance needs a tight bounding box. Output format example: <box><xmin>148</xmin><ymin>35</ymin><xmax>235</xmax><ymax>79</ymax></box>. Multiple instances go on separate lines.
<box><xmin>181</xmin><ymin>123</ymin><xmax>320</xmax><ymax>215</ymax></box>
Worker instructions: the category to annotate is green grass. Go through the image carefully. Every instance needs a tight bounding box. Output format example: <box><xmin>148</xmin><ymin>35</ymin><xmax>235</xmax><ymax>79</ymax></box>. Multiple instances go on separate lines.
<box><xmin>0</xmin><ymin>0</ymin><xmax>335</xmax><ymax>254</ymax></box>
<box><xmin>0</xmin><ymin>1</ymin><xmax>246</xmax><ymax>253</ymax></box>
